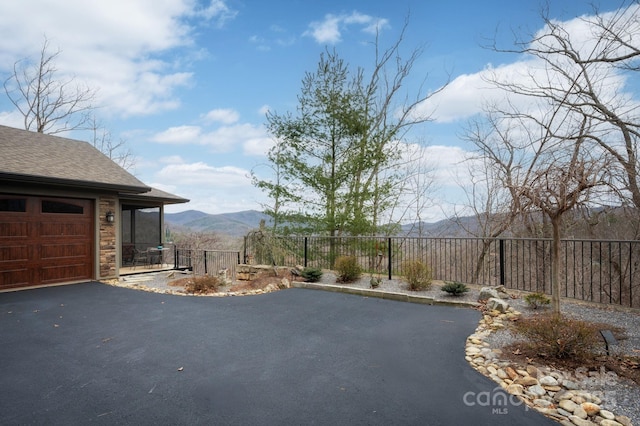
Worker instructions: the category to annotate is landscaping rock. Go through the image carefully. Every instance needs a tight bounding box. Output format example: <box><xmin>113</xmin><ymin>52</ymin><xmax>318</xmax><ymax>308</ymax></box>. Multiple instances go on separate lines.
<box><xmin>581</xmin><ymin>403</ymin><xmax>600</xmax><ymax>417</ymax></box>
<box><xmin>516</xmin><ymin>376</ymin><xmax>539</xmax><ymax>386</ymax></box>
<box><xmin>478</xmin><ymin>285</ymin><xmax>511</xmax><ymax>301</ymax></box>
<box><xmin>540</xmin><ymin>375</ymin><xmax>559</xmax><ymax>386</ymax></box>
<box><xmin>463</xmin><ymin>304</ymin><xmax>632</xmax><ymax>426</ymax></box>
<box><xmin>279</xmin><ymin>278</ymin><xmax>291</xmax><ymax>289</ymax></box>
<box><xmin>486</xmin><ymin>297</ymin><xmax>510</xmax><ymax>313</ymax></box>
<box><xmin>600</xmin><ymin>420</ymin><xmax>624</xmax><ymax>426</ymax></box>
<box><xmin>568</xmin><ymin>415</ymin><xmax>597</xmax><ymax>426</ymax></box>
<box><xmin>479</xmin><ymin>287</ymin><xmax>500</xmax><ymax>301</ymax></box>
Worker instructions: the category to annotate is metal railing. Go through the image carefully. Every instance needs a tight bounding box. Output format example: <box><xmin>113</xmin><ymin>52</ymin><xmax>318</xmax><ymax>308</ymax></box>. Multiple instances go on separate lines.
<box><xmin>243</xmin><ymin>235</ymin><xmax>640</xmax><ymax>308</ymax></box>
<box><xmin>174</xmin><ymin>247</ymin><xmax>241</xmax><ymax>280</ymax></box>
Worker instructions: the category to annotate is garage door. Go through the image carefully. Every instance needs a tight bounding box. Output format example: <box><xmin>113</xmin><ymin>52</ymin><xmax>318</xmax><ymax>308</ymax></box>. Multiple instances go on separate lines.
<box><xmin>0</xmin><ymin>195</ymin><xmax>94</xmax><ymax>290</ymax></box>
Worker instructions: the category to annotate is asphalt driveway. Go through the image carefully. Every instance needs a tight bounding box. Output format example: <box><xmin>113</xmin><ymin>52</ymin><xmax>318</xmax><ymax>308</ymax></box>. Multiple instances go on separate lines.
<box><xmin>0</xmin><ymin>283</ymin><xmax>556</xmax><ymax>425</ymax></box>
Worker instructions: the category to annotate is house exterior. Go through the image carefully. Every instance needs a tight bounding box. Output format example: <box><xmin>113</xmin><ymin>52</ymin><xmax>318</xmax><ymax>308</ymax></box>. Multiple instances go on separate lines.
<box><xmin>0</xmin><ymin>124</ymin><xmax>188</xmax><ymax>291</ymax></box>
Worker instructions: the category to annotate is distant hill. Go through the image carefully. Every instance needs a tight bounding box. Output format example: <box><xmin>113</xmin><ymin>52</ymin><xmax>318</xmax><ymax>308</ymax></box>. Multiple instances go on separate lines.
<box><xmin>165</xmin><ymin>209</ymin><xmax>476</xmax><ymax>238</ymax></box>
<box><xmin>400</xmin><ymin>215</ymin><xmax>488</xmax><ymax>237</ymax></box>
<box><xmin>164</xmin><ymin>210</ymin><xmax>209</xmax><ymax>225</ymax></box>
<box><xmin>166</xmin><ymin>207</ymin><xmax>636</xmax><ymax>239</ymax></box>
<box><xmin>165</xmin><ymin>210</ymin><xmax>271</xmax><ymax>237</ymax></box>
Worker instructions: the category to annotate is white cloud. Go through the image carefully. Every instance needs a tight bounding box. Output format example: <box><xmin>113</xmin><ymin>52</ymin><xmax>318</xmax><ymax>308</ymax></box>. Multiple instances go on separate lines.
<box><xmin>258</xmin><ymin>105</ymin><xmax>270</xmax><ymax>116</ymax></box>
<box><xmin>196</xmin><ymin>0</ymin><xmax>237</xmax><ymax>25</ymax></box>
<box><xmin>243</xmin><ymin>136</ymin><xmax>275</xmax><ymax>156</ymax></box>
<box><xmin>0</xmin><ymin>111</ymin><xmax>24</xmax><ymax>129</ymax></box>
<box><xmin>151</xmin><ymin>125</ymin><xmax>203</xmax><ymax>144</ymax></box>
<box><xmin>157</xmin><ymin>162</ymin><xmax>248</xmax><ymax>186</ymax></box>
<box><xmin>150</xmin><ymin>122</ymin><xmax>269</xmax><ymax>154</ymax></box>
<box><xmin>0</xmin><ymin>0</ymin><xmax>236</xmax><ymax>118</ymax></box>
<box><xmin>304</xmin><ymin>11</ymin><xmax>389</xmax><ymax>44</ymax></box>
<box><xmin>415</xmin><ymin>6</ymin><xmax>640</xmax><ymax>124</ymax></box>
<box><xmin>153</xmin><ymin>160</ymin><xmax>267</xmax><ymax>214</ymax></box>
<box><xmin>202</xmin><ymin>108</ymin><xmax>240</xmax><ymax>124</ymax></box>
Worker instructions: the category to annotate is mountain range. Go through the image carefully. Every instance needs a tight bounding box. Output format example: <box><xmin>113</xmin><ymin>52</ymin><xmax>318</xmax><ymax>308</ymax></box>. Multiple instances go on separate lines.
<box><xmin>164</xmin><ymin>209</ymin><xmax>476</xmax><ymax>238</ymax></box>
<box><xmin>165</xmin><ymin>210</ymin><xmax>271</xmax><ymax>237</ymax></box>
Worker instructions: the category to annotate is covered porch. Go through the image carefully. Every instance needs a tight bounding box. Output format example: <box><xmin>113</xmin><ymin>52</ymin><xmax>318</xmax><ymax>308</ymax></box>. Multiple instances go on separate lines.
<box><xmin>118</xmin><ymin>188</ymin><xmax>188</xmax><ymax>276</ymax></box>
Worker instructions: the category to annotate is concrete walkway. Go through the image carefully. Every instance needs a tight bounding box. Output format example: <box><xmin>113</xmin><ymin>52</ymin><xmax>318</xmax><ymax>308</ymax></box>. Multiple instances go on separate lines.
<box><xmin>0</xmin><ymin>282</ymin><xmax>556</xmax><ymax>425</ymax></box>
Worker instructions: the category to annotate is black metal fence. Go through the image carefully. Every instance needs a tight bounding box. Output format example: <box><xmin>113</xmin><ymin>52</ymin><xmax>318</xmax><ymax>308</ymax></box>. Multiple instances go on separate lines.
<box><xmin>174</xmin><ymin>247</ymin><xmax>241</xmax><ymax>280</ymax></box>
<box><xmin>243</xmin><ymin>235</ymin><xmax>640</xmax><ymax>308</ymax></box>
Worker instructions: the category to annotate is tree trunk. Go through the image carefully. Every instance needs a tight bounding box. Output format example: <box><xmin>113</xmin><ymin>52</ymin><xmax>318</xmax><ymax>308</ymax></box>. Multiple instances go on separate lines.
<box><xmin>550</xmin><ymin>215</ymin><xmax>562</xmax><ymax>314</ymax></box>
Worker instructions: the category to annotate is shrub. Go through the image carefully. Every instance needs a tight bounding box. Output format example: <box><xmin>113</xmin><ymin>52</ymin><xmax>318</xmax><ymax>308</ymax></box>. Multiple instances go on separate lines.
<box><xmin>370</xmin><ymin>275</ymin><xmax>382</xmax><ymax>289</ymax></box>
<box><xmin>334</xmin><ymin>256</ymin><xmax>362</xmax><ymax>283</ymax></box>
<box><xmin>402</xmin><ymin>260</ymin><xmax>432</xmax><ymax>291</ymax></box>
<box><xmin>184</xmin><ymin>275</ymin><xmax>221</xmax><ymax>294</ymax></box>
<box><xmin>524</xmin><ymin>292</ymin><xmax>551</xmax><ymax>309</ymax></box>
<box><xmin>301</xmin><ymin>267</ymin><xmax>323</xmax><ymax>282</ymax></box>
<box><xmin>441</xmin><ymin>281</ymin><xmax>469</xmax><ymax>296</ymax></box>
<box><xmin>513</xmin><ymin>313</ymin><xmax>599</xmax><ymax>360</ymax></box>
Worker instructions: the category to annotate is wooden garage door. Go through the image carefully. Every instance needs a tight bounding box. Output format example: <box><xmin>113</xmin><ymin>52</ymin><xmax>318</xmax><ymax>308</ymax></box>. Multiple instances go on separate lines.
<box><xmin>0</xmin><ymin>195</ymin><xmax>94</xmax><ymax>290</ymax></box>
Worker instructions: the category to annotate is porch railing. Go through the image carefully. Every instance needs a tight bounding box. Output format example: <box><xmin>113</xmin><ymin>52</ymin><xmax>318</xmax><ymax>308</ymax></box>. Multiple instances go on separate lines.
<box><xmin>174</xmin><ymin>247</ymin><xmax>241</xmax><ymax>280</ymax></box>
<box><xmin>242</xmin><ymin>235</ymin><xmax>640</xmax><ymax>309</ymax></box>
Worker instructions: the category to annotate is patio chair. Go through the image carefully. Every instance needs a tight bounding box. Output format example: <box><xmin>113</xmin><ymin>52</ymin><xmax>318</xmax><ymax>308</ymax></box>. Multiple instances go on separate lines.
<box><xmin>132</xmin><ymin>248</ymin><xmax>149</xmax><ymax>270</ymax></box>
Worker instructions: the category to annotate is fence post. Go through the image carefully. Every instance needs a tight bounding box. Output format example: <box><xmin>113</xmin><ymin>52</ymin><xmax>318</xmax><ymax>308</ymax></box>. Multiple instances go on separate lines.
<box><xmin>304</xmin><ymin>237</ymin><xmax>308</xmax><ymax>268</ymax></box>
<box><xmin>204</xmin><ymin>250</ymin><xmax>208</xmax><ymax>275</ymax></box>
<box><xmin>174</xmin><ymin>245</ymin><xmax>178</xmax><ymax>270</ymax></box>
<box><xmin>499</xmin><ymin>239</ymin><xmax>505</xmax><ymax>286</ymax></box>
<box><xmin>243</xmin><ymin>236</ymin><xmax>247</xmax><ymax>264</ymax></box>
<box><xmin>388</xmin><ymin>237</ymin><xmax>392</xmax><ymax>280</ymax></box>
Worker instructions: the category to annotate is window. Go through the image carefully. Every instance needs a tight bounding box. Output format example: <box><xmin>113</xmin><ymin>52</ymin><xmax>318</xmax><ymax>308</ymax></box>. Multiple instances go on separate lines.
<box><xmin>42</xmin><ymin>200</ymin><xmax>84</xmax><ymax>214</ymax></box>
<box><xmin>0</xmin><ymin>198</ymin><xmax>26</xmax><ymax>212</ymax></box>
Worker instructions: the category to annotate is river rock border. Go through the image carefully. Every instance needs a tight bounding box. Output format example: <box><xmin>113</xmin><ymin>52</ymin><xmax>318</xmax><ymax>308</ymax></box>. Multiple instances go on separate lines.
<box><xmin>466</xmin><ymin>305</ymin><xmax>633</xmax><ymax>426</ymax></box>
<box><xmin>101</xmin><ymin>276</ymin><xmax>291</xmax><ymax>296</ymax></box>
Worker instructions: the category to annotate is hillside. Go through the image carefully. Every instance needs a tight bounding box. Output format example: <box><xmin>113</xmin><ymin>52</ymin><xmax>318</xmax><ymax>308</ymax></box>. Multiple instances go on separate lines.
<box><xmin>165</xmin><ymin>209</ymin><xmax>473</xmax><ymax>238</ymax></box>
<box><xmin>165</xmin><ymin>210</ymin><xmax>271</xmax><ymax>237</ymax></box>
<box><xmin>164</xmin><ymin>210</ymin><xmax>209</xmax><ymax>225</ymax></box>
<box><xmin>165</xmin><ymin>207</ymin><xmax>637</xmax><ymax>239</ymax></box>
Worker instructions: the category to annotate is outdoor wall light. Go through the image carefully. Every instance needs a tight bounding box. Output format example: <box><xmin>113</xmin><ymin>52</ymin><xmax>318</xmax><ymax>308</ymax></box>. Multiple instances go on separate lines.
<box><xmin>106</xmin><ymin>211</ymin><xmax>115</xmax><ymax>223</ymax></box>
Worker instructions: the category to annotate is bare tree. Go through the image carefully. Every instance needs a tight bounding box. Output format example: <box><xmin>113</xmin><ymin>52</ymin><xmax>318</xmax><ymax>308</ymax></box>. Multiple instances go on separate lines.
<box><xmin>88</xmin><ymin>116</ymin><xmax>135</xmax><ymax>171</ymax></box>
<box><xmin>390</xmin><ymin>143</ymin><xmax>438</xmax><ymax>237</ymax></box>
<box><xmin>473</xmin><ymin>101</ymin><xmax>611</xmax><ymax>313</ymax></box>
<box><xmin>487</xmin><ymin>2</ymin><xmax>640</xmax><ymax>213</ymax></box>
<box><xmin>457</xmin><ymin>115</ymin><xmax>521</xmax><ymax>283</ymax></box>
<box><xmin>3</xmin><ymin>37</ymin><xmax>96</xmax><ymax>135</ymax></box>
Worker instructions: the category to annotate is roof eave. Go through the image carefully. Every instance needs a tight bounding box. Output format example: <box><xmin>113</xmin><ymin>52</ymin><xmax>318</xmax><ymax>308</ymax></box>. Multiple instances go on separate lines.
<box><xmin>0</xmin><ymin>172</ymin><xmax>151</xmax><ymax>194</ymax></box>
<box><xmin>120</xmin><ymin>193</ymin><xmax>190</xmax><ymax>205</ymax></box>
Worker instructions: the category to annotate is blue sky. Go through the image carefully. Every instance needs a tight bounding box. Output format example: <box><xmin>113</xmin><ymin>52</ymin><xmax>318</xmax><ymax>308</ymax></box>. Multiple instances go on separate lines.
<box><xmin>0</xmin><ymin>0</ymin><xmax>633</xmax><ymax>221</ymax></box>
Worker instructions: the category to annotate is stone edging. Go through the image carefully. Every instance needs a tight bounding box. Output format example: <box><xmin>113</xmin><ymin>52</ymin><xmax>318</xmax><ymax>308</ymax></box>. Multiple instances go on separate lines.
<box><xmin>466</xmin><ymin>306</ymin><xmax>633</xmax><ymax>426</ymax></box>
<box><xmin>100</xmin><ymin>278</ymin><xmax>288</xmax><ymax>297</ymax></box>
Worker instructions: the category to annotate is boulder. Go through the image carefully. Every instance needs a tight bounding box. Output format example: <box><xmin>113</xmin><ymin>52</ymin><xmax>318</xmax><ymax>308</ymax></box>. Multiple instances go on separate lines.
<box><xmin>479</xmin><ymin>287</ymin><xmax>499</xmax><ymax>301</ymax></box>
<box><xmin>494</xmin><ymin>285</ymin><xmax>511</xmax><ymax>299</ymax></box>
<box><xmin>478</xmin><ymin>285</ymin><xmax>510</xmax><ymax>301</ymax></box>
<box><xmin>486</xmin><ymin>297</ymin><xmax>510</xmax><ymax>313</ymax></box>
<box><xmin>279</xmin><ymin>278</ymin><xmax>291</xmax><ymax>289</ymax></box>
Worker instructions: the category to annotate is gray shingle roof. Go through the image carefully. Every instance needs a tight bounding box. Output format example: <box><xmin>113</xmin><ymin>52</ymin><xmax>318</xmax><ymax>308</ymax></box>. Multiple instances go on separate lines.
<box><xmin>0</xmin><ymin>124</ymin><xmax>149</xmax><ymax>193</ymax></box>
<box><xmin>120</xmin><ymin>186</ymin><xmax>190</xmax><ymax>205</ymax></box>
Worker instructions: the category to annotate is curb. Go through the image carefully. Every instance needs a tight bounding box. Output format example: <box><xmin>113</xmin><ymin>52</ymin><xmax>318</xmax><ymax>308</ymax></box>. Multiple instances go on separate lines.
<box><xmin>291</xmin><ymin>282</ymin><xmax>481</xmax><ymax>309</ymax></box>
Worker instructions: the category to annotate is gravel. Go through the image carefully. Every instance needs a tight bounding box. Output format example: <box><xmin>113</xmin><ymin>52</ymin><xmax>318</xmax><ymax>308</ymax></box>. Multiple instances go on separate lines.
<box><xmin>484</xmin><ymin>296</ymin><xmax>640</xmax><ymax>425</ymax></box>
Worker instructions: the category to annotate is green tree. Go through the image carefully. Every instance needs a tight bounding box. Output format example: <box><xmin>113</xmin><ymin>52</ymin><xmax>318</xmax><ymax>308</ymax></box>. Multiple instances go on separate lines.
<box><xmin>254</xmin><ymin>20</ymin><xmax>444</xmax><ymax>237</ymax></box>
<box><xmin>258</xmin><ymin>50</ymin><xmax>371</xmax><ymax>236</ymax></box>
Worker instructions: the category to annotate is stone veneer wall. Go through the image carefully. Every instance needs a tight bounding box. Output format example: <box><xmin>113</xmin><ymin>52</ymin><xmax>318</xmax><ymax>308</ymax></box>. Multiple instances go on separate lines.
<box><xmin>99</xmin><ymin>196</ymin><xmax>117</xmax><ymax>278</ymax></box>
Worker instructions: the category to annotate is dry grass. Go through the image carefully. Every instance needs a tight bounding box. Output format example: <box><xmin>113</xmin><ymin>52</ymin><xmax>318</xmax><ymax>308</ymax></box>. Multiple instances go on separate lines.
<box><xmin>168</xmin><ymin>268</ymin><xmax>301</xmax><ymax>294</ymax></box>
